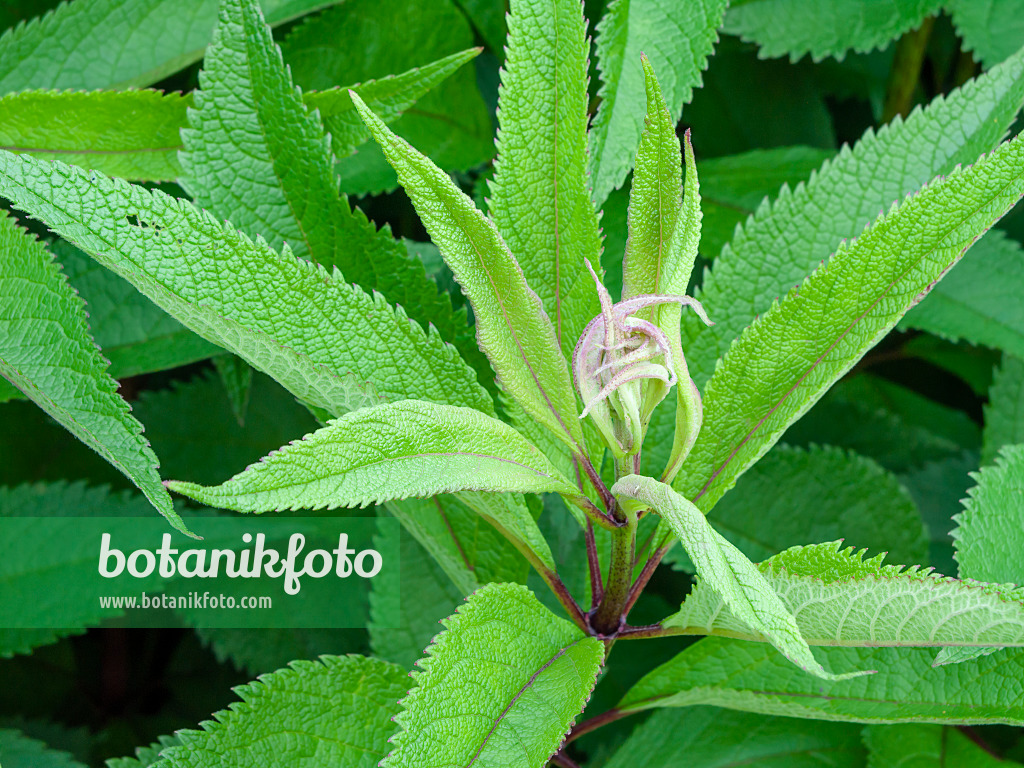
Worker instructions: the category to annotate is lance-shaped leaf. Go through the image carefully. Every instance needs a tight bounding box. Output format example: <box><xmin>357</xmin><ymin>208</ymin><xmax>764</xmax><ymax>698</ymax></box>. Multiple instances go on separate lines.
<box><xmin>675</xmin><ymin>132</ymin><xmax>1024</xmax><ymax>520</ymax></box>
<box><xmin>352</xmin><ymin>92</ymin><xmax>587</xmax><ymax>455</ymax></box>
<box><xmin>487</xmin><ymin>0</ymin><xmax>602</xmax><ymax>363</ymax></box>
<box><xmin>180</xmin><ymin>0</ymin><xmax>490</xmax><ymax>396</ymax></box>
<box><xmin>382</xmin><ymin>583</ymin><xmax>603</xmax><ymax>768</ymax></box>
<box><xmin>683</xmin><ymin>45</ymin><xmax>1024</xmax><ymax>387</ymax></box>
<box><xmin>0</xmin><ymin>151</ymin><xmax>492</xmax><ymax>420</ymax></box>
<box><xmin>0</xmin><ymin>0</ymin><xmax>339</xmax><ymax>93</ymax></box>
<box><xmin>724</xmin><ymin>0</ymin><xmax>944</xmax><ymax>62</ymax></box>
<box><xmin>666</xmin><ymin>541</ymin><xmax>1024</xmax><ymax>649</ymax></box>
<box><xmin>589</xmin><ymin>0</ymin><xmax>727</xmax><ymax>206</ymax></box>
<box><xmin>0</xmin><ymin>213</ymin><xmax>189</xmax><ymax>535</ymax></box>
<box><xmin>161</xmin><ymin>655</ymin><xmax>406</xmax><ymax>768</ymax></box>
<box><xmin>168</xmin><ymin>400</ymin><xmax>580</xmax><ymax>571</ymax></box>
<box><xmin>0</xmin><ymin>52</ymin><xmax>477</xmax><ymax>183</ymax></box>
<box><xmin>613</xmin><ymin>474</ymin><xmax>867</xmax><ymax>681</ymax></box>
<box><xmin>617</xmin><ymin>639</ymin><xmax>1024</xmax><ymax>724</ymax></box>
<box><xmin>982</xmin><ymin>356</ymin><xmax>1024</xmax><ymax>465</ymax></box>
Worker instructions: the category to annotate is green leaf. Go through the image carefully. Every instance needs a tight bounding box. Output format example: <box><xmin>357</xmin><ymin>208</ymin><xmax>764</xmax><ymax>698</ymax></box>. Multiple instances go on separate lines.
<box><xmin>282</xmin><ymin>0</ymin><xmax>493</xmax><ymax>196</ymax></box>
<box><xmin>168</xmin><ymin>399</ymin><xmax>571</xmax><ymax>572</ymax></box>
<box><xmin>382</xmin><ymin>583</ymin><xmax>603</xmax><ymax>768</ymax></box>
<box><xmin>452</xmin><ymin>0</ymin><xmax>506</xmax><ymax>54</ymax></box>
<box><xmin>53</xmin><ymin>238</ymin><xmax>220</xmax><ymax>379</ymax></box>
<box><xmin>723</xmin><ymin>0</ymin><xmax>944</xmax><ymax>62</ymax></box>
<box><xmin>161</xmin><ymin>655</ymin><xmax>406</xmax><ymax>768</ymax></box>
<box><xmin>667</xmin><ymin>445</ymin><xmax>928</xmax><ymax>569</ymax></box>
<box><xmin>369</xmin><ymin>516</ymin><xmax>462</xmax><ymax>670</ymax></box>
<box><xmin>613</xmin><ymin>475</ymin><xmax>866</xmax><ymax>680</ymax></box>
<box><xmin>983</xmin><ymin>356</ymin><xmax>1024</xmax><ymax>465</ymax></box>
<box><xmin>0</xmin><ymin>729</ymin><xmax>86</xmax><ymax>768</ymax></box>
<box><xmin>180</xmin><ymin>0</ymin><xmax>490</xmax><ymax>396</ymax></box>
<box><xmin>0</xmin><ymin>0</ymin><xmax>338</xmax><ymax>93</ymax></box>
<box><xmin>864</xmin><ymin>724</ymin><xmax>1018</xmax><ymax>768</ymax></box>
<box><xmin>676</xmin><ymin>131</ymin><xmax>1024</xmax><ymax>516</ymax></box>
<box><xmin>668</xmin><ymin>541</ymin><xmax>1024</xmax><ymax>649</ymax></box>
<box><xmin>0</xmin><ymin>211</ymin><xmax>187</xmax><ymax>534</ymax></box>
<box><xmin>488</xmin><ymin>0</ymin><xmax>602</xmax><ymax>364</ymax></box>
<box><xmin>618</xmin><ymin>639</ymin><xmax>1024</xmax><ymax>724</ymax></box>
<box><xmin>684</xmin><ymin>45</ymin><xmax>1024</xmax><ymax>388</ymax></box>
<box><xmin>353</xmin><ymin>92</ymin><xmax>587</xmax><ymax>456</ymax></box>
<box><xmin>212</xmin><ymin>356</ymin><xmax>254</xmax><ymax>427</ymax></box>
<box><xmin>0</xmin><ymin>481</ymin><xmax>169</xmax><ymax>657</ymax></box>
<box><xmin>0</xmin><ymin>53</ymin><xmax>476</xmax><ymax>183</ymax></box>
<box><xmin>953</xmin><ymin>443</ymin><xmax>1024</xmax><ymax>585</ymax></box>
<box><xmin>195</xmin><ymin>625</ymin><xmax>367</xmax><ymax>678</ymax></box>
<box><xmin>106</xmin><ymin>735</ymin><xmax>180</xmax><ymax>768</ymax></box>
<box><xmin>949</xmin><ymin>0</ymin><xmax>1024</xmax><ymax>68</ymax></box>
<box><xmin>0</xmin><ymin>151</ymin><xmax>492</xmax><ymax>420</ymax></box>
<box><xmin>603</xmin><ymin>706</ymin><xmax>866</xmax><ymax>768</ymax></box>
<box><xmin>900</xmin><ymin>229</ymin><xmax>1024</xmax><ymax>360</ymax></box>
<box><xmin>588</xmin><ymin>0</ymin><xmax>728</xmax><ymax>206</ymax></box>
<box><xmin>698</xmin><ymin>145</ymin><xmax>835</xmax><ymax>258</ymax></box>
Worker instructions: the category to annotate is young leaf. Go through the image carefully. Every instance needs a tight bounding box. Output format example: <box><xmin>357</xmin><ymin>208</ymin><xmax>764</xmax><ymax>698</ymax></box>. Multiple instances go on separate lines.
<box><xmin>602</xmin><ymin>706</ymin><xmax>865</xmax><ymax>768</ymax></box>
<box><xmin>588</xmin><ymin>0</ymin><xmax>728</xmax><ymax>206</ymax></box>
<box><xmin>953</xmin><ymin>444</ymin><xmax>1024</xmax><ymax>586</ymax></box>
<box><xmin>900</xmin><ymin>230</ymin><xmax>1024</xmax><ymax>361</ymax></box>
<box><xmin>982</xmin><ymin>356</ymin><xmax>1024</xmax><ymax>465</ymax></box>
<box><xmin>487</xmin><ymin>0</ymin><xmax>602</xmax><ymax>363</ymax></box>
<box><xmin>683</xmin><ymin>45</ymin><xmax>1024</xmax><ymax>387</ymax></box>
<box><xmin>161</xmin><ymin>655</ymin><xmax>406</xmax><ymax>768</ymax></box>
<box><xmin>667</xmin><ymin>541</ymin><xmax>1024</xmax><ymax>649</ymax></box>
<box><xmin>368</xmin><ymin>517</ymin><xmax>462</xmax><ymax>670</ymax></box>
<box><xmin>0</xmin><ymin>151</ymin><xmax>492</xmax><ymax>420</ymax></box>
<box><xmin>676</xmin><ymin>132</ymin><xmax>1024</xmax><ymax>516</ymax></box>
<box><xmin>723</xmin><ymin>0</ymin><xmax>944</xmax><ymax>62</ymax></box>
<box><xmin>0</xmin><ymin>0</ymin><xmax>336</xmax><ymax>92</ymax></box>
<box><xmin>0</xmin><ymin>212</ymin><xmax>188</xmax><ymax>535</ymax></box>
<box><xmin>180</xmin><ymin>0</ymin><xmax>489</xmax><ymax>393</ymax></box>
<box><xmin>0</xmin><ymin>52</ymin><xmax>476</xmax><ymax>182</ymax></box>
<box><xmin>949</xmin><ymin>0</ymin><xmax>1024</xmax><ymax>68</ymax></box>
<box><xmin>382</xmin><ymin>583</ymin><xmax>604</xmax><ymax>768</ymax></box>
<box><xmin>666</xmin><ymin>445</ymin><xmax>928</xmax><ymax>569</ymax></box>
<box><xmin>352</xmin><ymin>93</ymin><xmax>587</xmax><ymax>456</ymax></box>
<box><xmin>618</xmin><ymin>639</ymin><xmax>1024</xmax><ymax>724</ymax></box>
<box><xmin>613</xmin><ymin>475</ymin><xmax>867</xmax><ymax>681</ymax></box>
<box><xmin>864</xmin><ymin>724</ymin><xmax>1017</xmax><ymax>768</ymax></box>
<box><xmin>282</xmin><ymin>0</ymin><xmax>494</xmax><ymax>196</ymax></box>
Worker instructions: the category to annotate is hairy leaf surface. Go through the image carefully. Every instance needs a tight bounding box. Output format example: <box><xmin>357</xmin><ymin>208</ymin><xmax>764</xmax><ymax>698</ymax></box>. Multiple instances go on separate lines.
<box><xmin>900</xmin><ymin>229</ymin><xmax>1024</xmax><ymax>360</ymax></box>
<box><xmin>982</xmin><ymin>355</ymin><xmax>1024</xmax><ymax>465</ymax></box>
<box><xmin>354</xmin><ymin>93</ymin><xmax>586</xmax><ymax>455</ymax></box>
<box><xmin>0</xmin><ymin>0</ymin><xmax>335</xmax><ymax>92</ymax></box>
<box><xmin>0</xmin><ymin>213</ymin><xmax>186</xmax><ymax>533</ymax></box>
<box><xmin>588</xmin><ymin>0</ymin><xmax>727</xmax><ymax>205</ymax></box>
<box><xmin>618</xmin><ymin>639</ymin><xmax>1024</xmax><ymax>724</ymax></box>
<box><xmin>488</xmin><ymin>0</ymin><xmax>601</xmax><ymax>363</ymax></box>
<box><xmin>603</xmin><ymin>706</ymin><xmax>865</xmax><ymax>768</ymax></box>
<box><xmin>614</xmin><ymin>475</ymin><xmax>865</xmax><ymax>680</ymax></box>
<box><xmin>724</xmin><ymin>0</ymin><xmax>944</xmax><ymax>62</ymax></box>
<box><xmin>382</xmin><ymin>583</ymin><xmax>603</xmax><ymax>768</ymax></box>
<box><xmin>0</xmin><ymin>152</ymin><xmax>492</xmax><ymax>420</ymax></box>
<box><xmin>162</xmin><ymin>655</ymin><xmax>406</xmax><ymax>768</ymax></box>
<box><xmin>168</xmin><ymin>400</ymin><xmax>569</xmax><ymax>571</ymax></box>
<box><xmin>668</xmin><ymin>541</ymin><xmax>1024</xmax><ymax>649</ymax></box>
<box><xmin>181</xmin><ymin>0</ymin><xmax>488</xmax><ymax>392</ymax></box>
<box><xmin>676</xmin><ymin>132</ymin><xmax>1024</xmax><ymax>517</ymax></box>
<box><xmin>684</xmin><ymin>46</ymin><xmax>1024</xmax><ymax>387</ymax></box>
<box><xmin>0</xmin><ymin>53</ymin><xmax>474</xmax><ymax>183</ymax></box>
